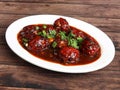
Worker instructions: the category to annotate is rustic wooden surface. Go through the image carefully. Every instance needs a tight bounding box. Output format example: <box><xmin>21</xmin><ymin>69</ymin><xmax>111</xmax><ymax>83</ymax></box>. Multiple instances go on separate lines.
<box><xmin>0</xmin><ymin>0</ymin><xmax>120</xmax><ymax>90</ymax></box>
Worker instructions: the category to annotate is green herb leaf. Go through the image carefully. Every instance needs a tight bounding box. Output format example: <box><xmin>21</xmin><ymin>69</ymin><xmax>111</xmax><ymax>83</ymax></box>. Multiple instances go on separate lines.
<box><xmin>49</xmin><ymin>30</ymin><xmax>56</xmax><ymax>36</ymax></box>
<box><xmin>68</xmin><ymin>31</ymin><xmax>76</xmax><ymax>38</ymax></box>
<box><xmin>59</xmin><ymin>31</ymin><xmax>67</xmax><ymax>40</ymax></box>
<box><xmin>77</xmin><ymin>37</ymin><xmax>83</xmax><ymax>43</ymax></box>
<box><xmin>52</xmin><ymin>41</ymin><xmax>57</xmax><ymax>48</ymax></box>
<box><xmin>46</xmin><ymin>30</ymin><xmax>57</xmax><ymax>38</ymax></box>
<box><xmin>68</xmin><ymin>38</ymin><xmax>79</xmax><ymax>49</ymax></box>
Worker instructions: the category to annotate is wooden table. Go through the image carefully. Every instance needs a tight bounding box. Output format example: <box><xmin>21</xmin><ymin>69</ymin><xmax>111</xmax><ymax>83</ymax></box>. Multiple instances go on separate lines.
<box><xmin>0</xmin><ymin>0</ymin><xmax>120</xmax><ymax>90</ymax></box>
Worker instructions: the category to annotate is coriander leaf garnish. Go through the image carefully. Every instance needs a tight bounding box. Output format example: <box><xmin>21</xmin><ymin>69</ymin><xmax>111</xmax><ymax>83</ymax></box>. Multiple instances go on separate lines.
<box><xmin>59</xmin><ymin>31</ymin><xmax>67</xmax><ymax>40</ymax></box>
<box><xmin>68</xmin><ymin>31</ymin><xmax>76</xmax><ymax>38</ymax></box>
<box><xmin>68</xmin><ymin>38</ymin><xmax>79</xmax><ymax>49</ymax></box>
<box><xmin>49</xmin><ymin>30</ymin><xmax>56</xmax><ymax>36</ymax></box>
<box><xmin>77</xmin><ymin>37</ymin><xmax>83</xmax><ymax>43</ymax></box>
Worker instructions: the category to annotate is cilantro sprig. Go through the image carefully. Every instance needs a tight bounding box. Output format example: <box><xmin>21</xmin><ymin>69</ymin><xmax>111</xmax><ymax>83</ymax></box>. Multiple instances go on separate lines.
<box><xmin>58</xmin><ymin>31</ymin><xmax>83</xmax><ymax>49</ymax></box>
<box><xmin>67</xmin><ymin>32</ymin><xmax>83</xmax><ymax>49</ymax></box>
<box><xmin>59</xmin><ymin>31</ymin><xmax>67</xmax><ymax>40</ymax></box>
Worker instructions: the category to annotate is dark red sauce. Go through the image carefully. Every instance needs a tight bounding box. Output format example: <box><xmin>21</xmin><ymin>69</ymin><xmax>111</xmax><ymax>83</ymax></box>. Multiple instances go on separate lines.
<box><xmin>17</xmin><ymin>18</ymin><xmax>101</xmax><ymax>65</ymax></box>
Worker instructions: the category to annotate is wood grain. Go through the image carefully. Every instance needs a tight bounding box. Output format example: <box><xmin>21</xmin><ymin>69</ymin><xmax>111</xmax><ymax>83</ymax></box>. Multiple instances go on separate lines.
<box><xmin>1</xmin><ymin>0</ymin><xmax>120</xmax><ymax>5</ymax></box>
<box><xmin>0</xmin><ymin>2</ymin><xmax>119</xmax><ymax>19</ymax></box>
<box><xmin>0</xmin><ymin>0</ymin><xmax>120</xmax><ymax>90</ymax></box>
<box><xmin>0</xmin><ymin>65</ymin><xmax>119</xmax><ymax>90</ymax></box>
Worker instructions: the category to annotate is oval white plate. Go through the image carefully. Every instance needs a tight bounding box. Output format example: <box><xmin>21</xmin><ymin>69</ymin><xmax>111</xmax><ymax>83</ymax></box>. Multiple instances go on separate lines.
<box><xmin>5</xmin><ymin>15</ymin><xmax>115</xmax><ymax>73</ymax></box>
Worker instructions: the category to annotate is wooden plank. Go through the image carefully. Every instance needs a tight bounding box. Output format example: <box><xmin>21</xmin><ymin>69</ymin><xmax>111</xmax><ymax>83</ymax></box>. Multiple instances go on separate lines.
<box><xmin>0</xmin><ymin>42</ymin><xmax>34</xmax><ymax>66</ymax></box>
<box><xmin>0</xmin><ymin>14</ymin><xmax>120</xmax><ymax>28</ymax></box>
<box><xmin>0</xmin><ymin>2</ymin><xmax>119</xmax><ymax>19</ymax></box>
<box><xmin>0</xmin><ymin>86</ymin><xmax>40</xmax><ymax>90</ymax></box>
<box><xmin>0</xmin><ymin>65</ymin><xmax>120</xmax><ymax>90</ymax></box>
<box><xmin>1</xmin><ymin>0</ymin><xmax>120</xmax><ymax>5</ymax></box>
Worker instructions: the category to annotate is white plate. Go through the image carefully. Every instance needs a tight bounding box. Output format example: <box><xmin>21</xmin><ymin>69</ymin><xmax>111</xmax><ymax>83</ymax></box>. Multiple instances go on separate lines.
<box><xmin>5</xmin><ymin>15</ymin><xmax>115</xmax><ymax>73</ymax></box>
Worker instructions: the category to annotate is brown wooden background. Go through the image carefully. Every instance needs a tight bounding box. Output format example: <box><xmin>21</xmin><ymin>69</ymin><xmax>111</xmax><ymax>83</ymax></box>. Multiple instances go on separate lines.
<box><xmin>0</xmin><ymin>0</ymin><xmax>120</xmax><ymax>90</ymax></box>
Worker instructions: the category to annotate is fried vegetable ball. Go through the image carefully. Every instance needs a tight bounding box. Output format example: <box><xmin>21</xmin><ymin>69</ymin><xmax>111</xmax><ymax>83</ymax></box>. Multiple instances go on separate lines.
<box><xmin>59</xmin><ymin>46</ymin><xmax>80</xmax><ymax>64</ymax></box>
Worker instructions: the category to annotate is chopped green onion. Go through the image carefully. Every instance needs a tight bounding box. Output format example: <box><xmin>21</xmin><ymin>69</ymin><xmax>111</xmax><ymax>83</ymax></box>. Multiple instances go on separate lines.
<box><xmin>43</xmin><ymin>25</ymin><xmax>47</xmax><ymax>29</ymax></box>
<box><xmin>52</xmin><ymin>41</ymin><xmax>57</xmax><ymax>48</ymax></box>
<box><xmin>37</xmin><ymin>32</ymin><xmax>42</xmax><ymax>35</ymax></box>
<box><xmin>37</xmin><ymin>30</ymin><xmax>47</xmax><ymax>37</ymax></box>
<box><xmin>22</xmin><ymin>38</ymin><xmax>28</xmax><ymax>47</ymax></box>
<box><xmin>47</xmin><ymin>34</ymin><xmax>52</xmax><ymax>38</ymax></box>
<box><xmin>23</xmin><ymin>42</ymin><xmax>28</xmax><ymax>47</ymax></box>
<box><xmin>22</xmin><ymin>38</ymin><xmax>28</xmax><ymax>43</ymax></box>
<box><xmin>35</xmin><ymin>26</ymin><xmax>40</xmax><ymax>30</ymax></box>
<box><xmin>38</xmin><ymin>29</ymin><xmax>57</xmax><ymax>39</ymax></box>
<box><xmin>42</xmin><ymin>30</ymin><xmax>47</xmax><ymax>37</ymax></box>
